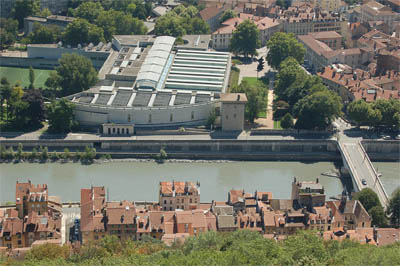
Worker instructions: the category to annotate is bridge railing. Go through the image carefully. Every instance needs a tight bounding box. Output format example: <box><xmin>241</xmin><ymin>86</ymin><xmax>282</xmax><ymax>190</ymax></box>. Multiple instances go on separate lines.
<box><xmin>337</xmin><ymin>141</ymin><xmax>362</xmax><ymax>191</ymax></box>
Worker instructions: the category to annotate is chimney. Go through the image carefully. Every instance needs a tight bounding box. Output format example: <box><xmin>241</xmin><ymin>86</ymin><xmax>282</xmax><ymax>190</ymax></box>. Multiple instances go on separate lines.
<box><xmin>237</xmin><ymin>94</ymin><xmax>240</xmax><ymax>101</ymax></box>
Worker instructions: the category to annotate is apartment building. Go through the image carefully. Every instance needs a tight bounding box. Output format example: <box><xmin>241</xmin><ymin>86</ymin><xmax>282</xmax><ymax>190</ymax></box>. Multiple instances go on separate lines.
<box><xmin>312</xmin><ymin>0</ymin><xmax>341</xmax><ymax>12</ymax></box>
<box><xmin>159</xmin><ymin>181</ymin><xmax>200</xmax><ymax>211</ymax></box>
<box><xmin>211</xmin><ymin>13</ymin><xmax>282</xmax><ymax>50</ymax></box>
<box><xmin>360</xmin><ymin>1</ymin><xmax>399</xmax><ymax>32</ymax></box>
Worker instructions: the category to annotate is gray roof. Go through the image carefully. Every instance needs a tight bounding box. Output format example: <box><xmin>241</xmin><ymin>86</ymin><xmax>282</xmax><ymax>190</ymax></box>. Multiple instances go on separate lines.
<box><xmin>213</xmin><ymin>206</ymin><xmax>234</xmax><ymax>216</ymax></box>
<box><xmin>217</xmin><ymin>215</ymin><xmax>236</xmax><ymax>229</ymax></box>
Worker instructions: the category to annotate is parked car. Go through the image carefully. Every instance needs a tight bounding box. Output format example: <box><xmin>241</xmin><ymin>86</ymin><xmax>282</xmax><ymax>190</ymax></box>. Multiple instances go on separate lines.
<box><xmin>395</xmin><ymin>135</ymin><xmax>400</xmax><ymax>140</ymax></box>
<box><xmin>382</xmin><ymin>136</ymin><xmax>391</xmax><ymax>140</ymax></box>
<box><xmin>362</xmin><ymin>179</ymin><xmax>367</xmax><ymax>185</ymax></box>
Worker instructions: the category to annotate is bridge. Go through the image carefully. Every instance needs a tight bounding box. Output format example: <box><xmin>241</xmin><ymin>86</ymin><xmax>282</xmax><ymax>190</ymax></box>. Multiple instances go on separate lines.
<box><xmin>335</xmin><ymin>118</ymin><xmax>389</xmax><ymax>207</ymax></box>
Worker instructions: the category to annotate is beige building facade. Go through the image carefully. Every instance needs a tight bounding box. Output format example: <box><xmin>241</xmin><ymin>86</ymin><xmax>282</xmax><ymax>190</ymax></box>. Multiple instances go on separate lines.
<box><xmin>220</xmin><ymin>93</ymin><xmax>247</xmax><ymax>131</ymax></box>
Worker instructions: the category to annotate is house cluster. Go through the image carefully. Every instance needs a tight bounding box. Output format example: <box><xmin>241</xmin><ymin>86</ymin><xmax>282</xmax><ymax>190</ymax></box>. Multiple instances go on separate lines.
<box><xmin>1</xmin><ymin>179</ymin><xmax>399</xmax><ymax>256</ymax></box>
<box><xmin>0</xmin><ymin>181</ymin><xmax>62</xmax><ymax>253</ymax></box>
<box><xmin>78</xmin><ymin>179</ymin><xmax>398</xmax><ymax>246</ymax></box>
<box><xmin>318</xmin><ymin>64</ymin><xmax>399</xmax><ymax>104</ymax></box>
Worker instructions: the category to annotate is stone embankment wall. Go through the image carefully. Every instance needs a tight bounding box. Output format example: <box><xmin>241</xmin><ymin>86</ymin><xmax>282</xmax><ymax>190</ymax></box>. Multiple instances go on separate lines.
<box><xmin>1</xmin><ymin>139</ymin><xmax>398</xmax><ymax>161</ymax></box>
<box><xmin>361</xmin><ymin>140</ymin><xmax>400</xmax><ymax>161</ymax></box>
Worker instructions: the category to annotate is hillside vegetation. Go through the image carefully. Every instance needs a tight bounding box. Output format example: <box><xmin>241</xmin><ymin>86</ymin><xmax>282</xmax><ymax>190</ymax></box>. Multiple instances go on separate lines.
<box><xmin>1</xmin><ymin>230</ymin><xmax>399</xmax><ymax>266</ymax></box>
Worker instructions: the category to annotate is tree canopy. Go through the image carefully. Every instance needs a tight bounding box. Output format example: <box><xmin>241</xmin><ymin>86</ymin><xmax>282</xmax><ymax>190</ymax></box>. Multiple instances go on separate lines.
<box><xmin>47</xmin><ymin>99</ymin><xmax>76</xmax><ymax>133</ymax></box>
<box><xmin>294</xmin><ymin>89</ymin><xmax>342</xmax><ymax>130</ymax></box>
<box><xmin>230</xmin><ymin>20</ymin><xmax>260</xmax><ymax>58</ymax></box>
<box><xmin>347</xmin><ymin>99</ymin><xmax>400</xmax><ymax>129</ymax></box>
<box><xmin>266</xmin><ymin>32</ymin><xmax>305</xmax><ymax>69</ymax></box>
<box><xmin>47</xmin><ymin>53</ymin><xmax>98</xmax><ymax>96</ymax></box>
<box><xmin>12</xmin><ymin>89</ymin><xmax>45</xmax><ymax>129</ymax></box>
<box><xmin>0</xmin><ymin>18</ymin><xmax>19</xmax><ymax>49</ymax></box>
<box><xmin>12</xmin><ymin>0</ymin><xmax>40</xmax><ymax>28</ymax></box>
<box><xmin>280</xmin><ymin>113</ymin><xmax>294</xmax><ymax>129</ymax></box>
<box><xmin>219</xmin><ymin>10</ymin><xmax>237</xmax><ymax>23</ymax></box>
<box><xmin>387</xmin><ymin>188</ymin><xmax>400</xmax><ymax>227</ymax></box>
<box><xmin>154</xmin><ymin>5</ymin><xmax>209</xmax><ymax>38</ymax></box>
<box><xmin>63</xmin><ymin>18</ymin><xmax>105</xmax><ymax>46</ymax></box>
<box><xmin>231</xmin><ymin>79</ymin><xmax>267</xmax><ymax>123</ymax></box>
<box><xmin>28</xmin><ymin>22</ymin><xmax>61</xmax><ymax>44</ymax></box>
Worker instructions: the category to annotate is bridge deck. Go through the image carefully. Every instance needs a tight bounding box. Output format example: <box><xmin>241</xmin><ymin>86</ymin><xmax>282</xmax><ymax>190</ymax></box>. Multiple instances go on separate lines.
<box><xmin>339</xmin><ymin>141</ymin><xmax>389</xmax><ymax>207</ymax></box>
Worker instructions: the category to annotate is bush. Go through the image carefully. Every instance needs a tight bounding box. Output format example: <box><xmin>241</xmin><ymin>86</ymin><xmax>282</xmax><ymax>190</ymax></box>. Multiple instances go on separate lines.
<box><xmin>156</xmin><ymin>148</ymin><xmax>168</xmax><ymax>162</ymax></box>
<box><xmin>17</xmin><ymin>143</ymin><xmax>23</xmax><ymax>160</ymax></box>
<box><xmin>40</xmin><ymin>146</ymin><xmax>49</xmax><ymax>160</ymax></box>
<box><xmin>26</xmin><ymin>243</ymin><xmax>70</xmax><ymax>261</ymax></box>
<box><xmin>63</xmin><ymin>148</ymin><xmax>70</xmax><ymax>160</ymax></box>
<box><xmin>0</xmin><ymin>145</ymin><xmax>6</xmax><ymax>159</ymax></box>
<box><xmin>280</xmin><ymin>113</ymin><xmax>294</xmax><ymax>129</ymax></box>
<box><xmin>5</xmin><ymin>147</ymin><xmax>15</xmax><ymax>160</ymax></box>
<box><xmin>31</xmin><ymin>147</ymin><xmax>38</xmax><ymax>160</ymax></box>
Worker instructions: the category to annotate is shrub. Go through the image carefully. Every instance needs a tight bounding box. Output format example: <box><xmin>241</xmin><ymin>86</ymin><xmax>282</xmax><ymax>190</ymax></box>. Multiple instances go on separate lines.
<box><xmin>26</xmin><ymin>243</ymin><xmax>70</xmax><ymax>261</ymax></box>
<box><xmin>40</xmin><ymin>146</ymin><xmax>49</xmax><ymax>160</ymax></box>
<box><xmin>280</xmin><ymin>113</ymin><xmax>294</xmax><ymax>129</ymax></box>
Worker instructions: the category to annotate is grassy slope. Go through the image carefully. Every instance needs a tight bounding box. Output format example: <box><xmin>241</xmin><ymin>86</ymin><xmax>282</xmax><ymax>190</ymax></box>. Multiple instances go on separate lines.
<box><xmin>0</xmin><ymin>66</ymin><xmax>52</xmax><ymax>88</ymax></box>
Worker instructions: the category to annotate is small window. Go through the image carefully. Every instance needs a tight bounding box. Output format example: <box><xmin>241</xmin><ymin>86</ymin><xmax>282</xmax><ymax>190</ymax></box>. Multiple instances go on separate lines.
<box><xmin>127</xmin><ymin>114</ymin><xmax>131</xmax><ymax>122</ymax></box>
<box><xmin>113</xmin><ymin>128</ymin><xmax>116</xmax><ymax>134</ymax></box>
<box><xmin>191</xmin><ymin>111</ymin><xmax>194</xmax><ymax>120</ymax></box>
<box><xmin>170</xmin><ymin>200</ymin><xmax>172</xmax><ymax>204</ymax></box>
<box><xmin>117</xmin><ymin>128</ymin><xmax>120</xmax><ymax>134</ymax></box>
<box><xmin>149</xmin><ymin>114</ymin><xmax>152</xmax><ymax>123</ymax></box>
<box><xmin>164</xmin><ymin>200</ymin><xmax>167</xmax><ymax>204</ymax></box>
<box><xmin>122</xmin><ymin>128</ymin><xmax>125</xmax><ymax>134</ymax></box>
<box><xmin>108</xmin><ymin>128</ymin><xmax>111</xmax><ymax>134</ymax></box>
<box><xmin>170</xmin><ymin>114</ymin><xmax>173</xmax><ymax>122</ymax></box>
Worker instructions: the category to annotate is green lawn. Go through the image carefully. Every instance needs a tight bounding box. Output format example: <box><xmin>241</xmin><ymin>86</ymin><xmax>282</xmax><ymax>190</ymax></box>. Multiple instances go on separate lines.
<box><xmin>0</xmin><ymin>66</ymin><xmax>52</xmax><ymax>89</ymax></box>
<box><xmin>229</xmin><ymin>68</ymin><xmax>240</xmax><ymax>90</ymax></box>
<box><xmin>242</xmin><ymin>77</ymin><xmax>259</xmax><ymax>86</ymax></box>
<box><xmin>257</xmin><ymin>111</ymin><xmax>266</xmax><ymax>118</ymax></box>
<box><xmin>274</xmin><ymin>120</ymin><xmax>282</xmax><ymax>129</ymax></box>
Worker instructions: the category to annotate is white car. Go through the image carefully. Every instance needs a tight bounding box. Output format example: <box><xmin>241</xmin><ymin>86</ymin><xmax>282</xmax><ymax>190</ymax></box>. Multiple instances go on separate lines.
<box><xmin>395</xmin><ymin>135</ymin><xmax>400</xmax><ymax>140</ymax></box>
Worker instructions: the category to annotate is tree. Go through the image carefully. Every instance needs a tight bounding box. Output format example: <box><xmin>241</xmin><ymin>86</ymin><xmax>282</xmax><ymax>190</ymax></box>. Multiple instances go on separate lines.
<box><xmin>353</xmin><ymin>188</ymin><xmax>381</xmax><ymax>212</ymax></box>
<box><xmin>294</xmin><ymin>89</ymin><xmax>342</xmax><ymax>130</ymax></box>
<box><xmin>347</xmin><ymin>100</ymin><xmax>383</xmax><ymax>127</ymax></box>
<box><xmin>232</xmin><ymin>80</ymin><xmax>267</xmax><ymax>123</ymax></box>
<box><xmin>155</xmin><ymin>14</ymin><xmax>186</xmax><ymax>37</ymax></box>
<box><xmin>256</xmin><ymin>57</ymin><xmax>264</xmax><ymax>78</ymax></box>
<box><xmin>280</xmin><ymin>113</ymin><xmax>294</xmax><ymax>129</ymax></box>
<box><xmin>0</xmin><ymin>18</ymin><xmax>18</xmax><ymax>49</ymax></box>
<box><xmin>26</xmin><ymin>243</ymin><xmax>70</xmax><ymax>260</ymax></box>
<box><xmin>219</xmin><ymin>10</ymin><xmax>236</xmax><ymax>23</ymax></box>
<box><xmin>47</xmin><ymin>99</ymin><xmax>76</xmax><ymax>133</ymax></box>
<box><xmin>266</xmin><ymin>32</ymin><xmax>305</xmax><ymax>69</ymax></box>
<box><xmin>387</xmin><ymin>188</ymin><xmax>400</xmax><ymax>227</ymax></box>
<box><xmin>12</xmin><ymin>0</ymin><xmax>40</xmax><ymax>28</ymax></box>
<box><xmin>48</xmin><ymin>53</ymin><xmax>98</xmax><ymax>96</ymax></box>
<box><xmin>74</xmin><ymin>2</ymin><xmax>104</xmax><ymax>23</ymax></box>
<box><xmin>39</xmin><ymin>8</ymin><xmax>52</xmax><ymax>17</ymax></box>
<box><xmin>0</xmin><ymin>78</ymin><xmax>12</xmax><ymax>121</ymax></box>
<box><xmin>369</xmin><ymin>206</ymin><xmax>387</xmax><ymax>227</ymax></box>
<box><xmin>28</xmin><ymin>22</ymin><xmax>61</xmax><ymax>44</ymax></box>
<box><xmin>45</xmin><ymin>71</ymin><xmax>61</xmax><ymax>90</ymax></box>
<box><xmin>29</xmin><ymin>66</ymin><xmax>35</xmax><ymax>89</ymax></box>
<box><xmin>230</xmin><ymin>20</ymin><xmax>260</xmax><ymax>58</ymax></box>
<box><xmin>19</xmin><ymin>89</ymin><xmax>46</xmax><ymax>128</ymax></box>
<box><xmin>63</xmin><ymin>18</ymin><xmax>105</xmax><ymax>46</ymax></box>
<box><xmin>372</xmin><ymin>99</ymin><xmax>400</xmax><ymax>130</ymax></box>
<box><xmin>206</xmin><ymin>108</ymin><xmax>216</xmax><ymax>129</ymax></box>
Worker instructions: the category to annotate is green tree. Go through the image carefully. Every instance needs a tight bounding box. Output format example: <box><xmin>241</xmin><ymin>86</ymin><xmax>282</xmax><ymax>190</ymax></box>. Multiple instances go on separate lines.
<box><xmin>353</xmin><ymin>188</ymin><xmax>381</xmax><ymax>212</ymax></box>
<box><xmin>230</xmin><ymin>20</ymin><xmax>260</xmax><ymax>58</ymax></box>
<box><xmin>206</xmin><ymin>108</ymin><xmax>216</xmax><ymax>129</ymax></box>
<box><xmin>74</xmin><ymin>2</ymin><xmax>104</xmax><ymax>23</ymax></box>
<box><xmin>387</xmin><ymin>188</ymin><xmax>400</xmax><ymax>227</ymax></box>
<box><xmin>29</xmin><ymin>66</ymin><xmax>35</xmax><ymax>89</ymax></box>
<box><xmin>266</xmin><ymin>32</ymin><xmax>305</xmax><ymax>69</ymax></box>
<box><xmin>0</xmin><ymin>18</ymin><xmax>18</xmax><ymax>49</ymax></box>
<box><xmin>294</xmin><ymin>89</ymin><xmax>342</xmax><ymax>130</ymax></box>
<box><xmin>256</xmin><ymin>57</ymin><xmax>264</xmax><ymax>78</ymax></box>
<box><xmin>280</xmin><ymin>113</ymin><xmax>294</xmax><ymax>129</ymax></box>
<box><xmin>220</xmin><ymin>10</ymin><xmax>237</xmax><ymax>23</ymax></box>
<box><xmin>39</xmin><ymin>8</ymin><xmax>52</xmax><ymax>17</ymax></box>
<box><xmin>28</xmin><ymin>22</ymin><xmax>61</xmax><ymax>44</ymax></box>
<box><xmin>372</xmin><ymin>99</ymin><xmax>400</xmax><ymax>129</ymax></box>
<box><xmin>47</xmin><ymin>99</ymin><xmax>76</xmax><ymax>133</ymax></box>
<box><xmin>17</xmin><ymin>143</ymin><xmax>23</xmax><ymax>160</ymax></box>
<box><xmin>232</xmin><ymin>80</ymin><xmax>267</xmax><ymax>123</ymax></box>
<box><xmin>12</xmin><ymin>0</ymin><xmax>40</xmax><ymax>28</ymax></box>
<box><xmin>369</xmin><ymin>206</ymin><xmax>387</xmax><ymax>227</ymax></box>
<box><xmin>0</xmin><ymin>78</ymin><xmax>12</xmax><ymax>121</ymax></box>
<box><xmin>63</xmin><ymin>18</ymin><xmax>105</xmax><ymax>46</ymax></box>
<box><xmin>48</xmin><ymin>53</ymin><xmax>98</xmax><ymax>96</ymax></box>
<box><xmin>19</xmin><ymin>89</ymin><xmax>46</xmax><ymax>128</ymax></box>
<box><xmin>45</xmin><ymin>71</ymin><xmax>61</xmax><ymax>90</ymax></box>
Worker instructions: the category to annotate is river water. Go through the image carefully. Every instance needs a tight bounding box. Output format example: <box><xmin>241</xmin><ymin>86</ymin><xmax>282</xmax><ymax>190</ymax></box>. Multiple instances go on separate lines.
<box><xmin>0</xmin><ymin>161</ymin><xmax>398</xmax><ymax>204</ymax></box>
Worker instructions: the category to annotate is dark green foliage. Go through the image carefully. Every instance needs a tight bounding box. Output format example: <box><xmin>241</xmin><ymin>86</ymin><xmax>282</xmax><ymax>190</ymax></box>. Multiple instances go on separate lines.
<box><xmin>280</xmin><ymin>113</ymin><xmax>294</xmax><ymax>129</ymax></box>
<box><xmin>230</xmin><ymin>20</ymin><xmax>260</xmax><ymax>58</ymax></box>
<box><xmin>28</xmin><ymin>22</ymin><xmax>61</xmax><ymax>44</ymax></box>
<box><xmin>9</xmin><ymin>230</ymin><xmax>400</xmax><ymax>265</ymax></box>
<box><xmin>353</xmin><ymin>188</ymin><xmax>381</xmax><ymax>211</ymax></box>
<box><xmin>232</xmin><ymin>80</ymin><xmax>267</xmax><ymax>123</ymax></box>
<box><xmin>206</xmin><ymin>108</ymin><xmax>216</xmax><ymax>129</ymax></box>
<box><xmin>0</xmin><ymin>18</ymin><xmax>19</xmax><ymax>49</ymax></box>
<box><xmin>12</xmin><ymin>0</ymin><xmax>40</xmax><ymax>28</ymax></box>
<box><xmin>13</xmin><ymin>89</ymin><xmax>45</xmax><ymax>129</ymax></box>
<box><xmin>387</xmin><ymin>188</ymin><xmax>400</xmax><ymax>227</ymax></box>
<box><xmin>219</xmin><ymin>10</ymin><xmax>236</xmax><ymax>23</ymax></box>
<box><xmin>294</xmin><ymin>89</ymin><xmax>342</xmax><ymax>130</ymax></box>
<box><xmin>369</xmin><ymin>206</ymin><xmax>387</xmax><ymax>227</ymax></box>
<box><xmin>48</xmin><ymin>54</ymin><xmax>98</xmax><ymax>96</ymax></box>
<box><xmin>267</xmin><ymin>32</ymin><xmax>305</xmax><ymax>69</ymax></box>
<box><xmin>63</xmin><ymin>18</ymin><xmax>105</xmax><ymax>46</ymax></box>
<box><xmin>47</xmin><ymin>99</ymin><xmax>76</xmax><ymax>133</ymax></box>
<box><xmin>154</xmin><ymin>5</ymin><xmax>209</xmax><ymax>38</ymax></box>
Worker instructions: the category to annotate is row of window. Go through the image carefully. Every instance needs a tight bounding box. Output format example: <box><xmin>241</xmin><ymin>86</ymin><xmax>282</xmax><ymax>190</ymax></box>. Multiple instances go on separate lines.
<box><xmin>107</xmin><ymin>127</ymin><xmax>130</xmax><ymax>135</ymax></box>
<box><xmin>145</xmin><ymin>111</ymin><xmax>195</xmax><ymax>123</ymax></box>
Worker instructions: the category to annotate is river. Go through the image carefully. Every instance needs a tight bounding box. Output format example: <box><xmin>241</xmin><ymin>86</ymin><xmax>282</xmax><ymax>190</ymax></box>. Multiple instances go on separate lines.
<box><xmin>0</xmin><ymin>161</ymin><xmax>398</xmax><ymax>204</ymax></box>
